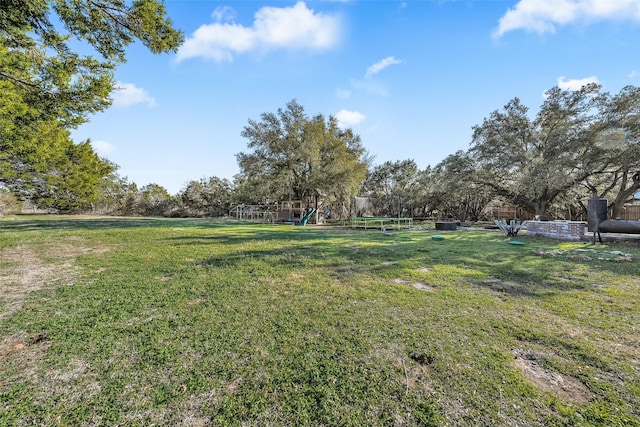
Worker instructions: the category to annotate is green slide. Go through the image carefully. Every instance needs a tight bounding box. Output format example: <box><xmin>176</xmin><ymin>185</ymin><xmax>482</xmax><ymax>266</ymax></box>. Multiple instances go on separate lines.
<box><xmin>299</xmin><ymin>208</ymin><xmax>316</xmax><ymax>226</ymax></box>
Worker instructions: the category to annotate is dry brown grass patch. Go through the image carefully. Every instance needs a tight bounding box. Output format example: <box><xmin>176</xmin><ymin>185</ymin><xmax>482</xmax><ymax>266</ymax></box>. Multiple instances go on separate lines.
<box><xmin>390</xmin><ymin>278</ymin><xmax>435</xmax><ymax>292</ymax></box>
<box><xmin>512</xmin><ymin>349</ymin><xmax>592</xmax><ymax>404</ymax></box>
<box><xmin>0</xmin><ymin>238</ymin><xmax>110</xmax><ymax>320</ymax></box>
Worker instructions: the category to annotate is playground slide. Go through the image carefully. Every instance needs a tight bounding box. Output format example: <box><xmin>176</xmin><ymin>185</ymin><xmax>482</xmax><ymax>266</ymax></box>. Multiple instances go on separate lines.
<box><xmin>299</xmin><ymin>208</ymin><xmax>316</xmax><ymax>226</ymax></box>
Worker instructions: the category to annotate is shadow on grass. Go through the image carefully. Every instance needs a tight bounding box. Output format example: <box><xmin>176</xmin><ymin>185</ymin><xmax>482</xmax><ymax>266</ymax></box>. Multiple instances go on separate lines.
<box><xmin>170</xmin><ymin>227</ymin><xmax>635</xmax><ymax>298</ymax></box>
<box><xmin>0</xmin><ymin>216</ymin><xmax>237</xmax><ymax>232</ymax></box>
<box><xmin>4</xmin><ymin>217</ymin><xmax>635</xmax><ymax>298</ymax></box>
<box><xmin>166</xmin><ymin>227</ymin><xmax>335</xmax><ymax>246</ymax></box>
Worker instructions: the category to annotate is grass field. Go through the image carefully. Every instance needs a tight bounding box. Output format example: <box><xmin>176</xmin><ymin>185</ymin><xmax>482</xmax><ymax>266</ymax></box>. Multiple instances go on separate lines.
<box><xmin>1</xmin><ymin>216</ymin><xmax>639</xmax><ymax>426</ymax></box>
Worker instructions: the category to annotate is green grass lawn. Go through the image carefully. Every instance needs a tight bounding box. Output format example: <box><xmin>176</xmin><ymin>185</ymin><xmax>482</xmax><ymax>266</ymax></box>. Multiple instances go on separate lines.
<box><xmin>1</xmin><ymin>216</ymin><xmax>639</xmax><ymax>426</ymax></box>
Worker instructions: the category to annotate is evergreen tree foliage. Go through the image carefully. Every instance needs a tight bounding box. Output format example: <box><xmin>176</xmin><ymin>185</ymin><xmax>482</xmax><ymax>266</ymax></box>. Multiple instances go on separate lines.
<box><xmin>0</xmin><ymin>0</ymin><xmax>183</xmax><ymax>207</ymax></box>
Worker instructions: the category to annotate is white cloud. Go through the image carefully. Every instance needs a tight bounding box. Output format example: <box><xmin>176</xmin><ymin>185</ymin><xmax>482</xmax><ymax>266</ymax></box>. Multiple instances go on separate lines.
<box><xmin>339</xmin><ymin>56</ymin><xmax>401</xmax><ymax>98</ymax></box>
<box><xmin>494</xmin><ymin>0</ymin><xmax>640</xmax><ymax>38</ymax></box>
<box><xmin>365</xmin><ymin>56</ymin><xmax>402</xmax><ymax>79</ymax></box>
<box><xmin>335</xmin><ymin>89</ymin><xmax>351</xmax><ymax>99</ymax></box>
<box><xmin>91</xmin><ymin>140</ymin><xmax>115</xmax><ymax>155</ymax></box>
<box><xmin>350</xmin><ymin>78</ymin><xmax>389</xmax><ymax>97</ymax></box>
<box><xmin>556</xmin><ymin>75</ymin><xmax>599</xmax><ymax>91</ymax></box>
<box><xmin>629</xmin><ymin>70</ymin><xmax>638</xmax><ymax>78</ymax></box>
<box><xmin>211</xmin><ymin>6</ymin><xmax>235</xmax><ymax>22</ymax></box>
<box><xmin>112</xmin><ymin>82</ymin><xmax>156</xmax><ymax>107</ymax></box>
<box><xmin>177</xmin><ymin>2</ymin><xmax>342</xmax><ymax>62</ymax></box>
<box><xmin>335</xmin><ymin>109</ymin><xmax>366</xmax><ymax>128</ymax></box>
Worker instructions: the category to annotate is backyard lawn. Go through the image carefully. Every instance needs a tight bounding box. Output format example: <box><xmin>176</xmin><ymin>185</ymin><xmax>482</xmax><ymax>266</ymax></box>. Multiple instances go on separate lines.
<box><xmin>1</xmin><ymin>216</ymin><xmax>639</xmax><ymax>426</ymax></box>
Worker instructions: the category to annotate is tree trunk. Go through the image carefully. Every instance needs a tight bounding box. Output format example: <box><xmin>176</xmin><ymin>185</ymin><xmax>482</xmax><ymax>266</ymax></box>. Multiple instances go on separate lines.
<box><xmin>533</xmin><ymin>201</ymin><xmax>547</xmax><ymax>218</ymax></box>
<box><xmin>609</xmin><ymin>172</ymin><xmax>640</xmax><ymax>219</ymax></box>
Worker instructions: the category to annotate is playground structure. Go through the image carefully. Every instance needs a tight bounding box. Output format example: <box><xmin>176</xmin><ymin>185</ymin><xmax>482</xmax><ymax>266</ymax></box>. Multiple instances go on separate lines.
<box><xmin>230</xmin><ymin>196</ymin><xmax>428</xmax><ymax>229</ymax></box>
<box><xmin>228</xmin><ymin>204</ymin><xmax>278</xmax><ymax>222</ymax></box>
<box><xmin>350</xmin><ymin>217</ymin><xmax>413</xmax><ymax>230</ymax></box>
<box><xmin>229</xmin><ymin>200</ymin><xmax>323</xmax><ymax>225</ymax></box>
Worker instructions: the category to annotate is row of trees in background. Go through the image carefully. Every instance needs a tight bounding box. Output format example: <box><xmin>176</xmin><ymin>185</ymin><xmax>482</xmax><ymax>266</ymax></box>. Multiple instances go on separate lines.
<box><xmin>364</xmin><ymin>84</ymin><xmax>640</xmax><ymax>221</ymax></box>
<box><xmin>362</xmin><ymin>156</ymin><xmax>493</xmax><ymax>221</ymax></box>
<box><xmin>3</xmin><ymin>87</ymin><xmax>640</xmax><ymax>219</ymax></box>
<box><xmin>363</xmin><ymin>88</ymin><xmax>639</xmax><ymax>221</ymax></box>
<box><xmin>79</xmin><ymin>173</ymin><xmax>234</xmax><ymax>218</ymax></box>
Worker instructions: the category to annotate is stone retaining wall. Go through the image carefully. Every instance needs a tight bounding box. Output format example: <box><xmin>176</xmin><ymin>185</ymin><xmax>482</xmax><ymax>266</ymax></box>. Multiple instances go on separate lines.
<box><xmin>526</xmin><ymin>221</ymin><xmax>586</xmax><ymax>241</ymax></box>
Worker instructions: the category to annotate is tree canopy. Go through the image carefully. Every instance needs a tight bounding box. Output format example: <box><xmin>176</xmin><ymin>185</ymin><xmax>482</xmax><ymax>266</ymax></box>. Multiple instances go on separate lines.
<box><xmin>588</xmin><ymin>85</ymin><xmax>640</xmax><ymax>217</ymax></box>
<box><xmin>237</xmin><ymin>100</ymin><xmax>370</xmax><ymax>209</ymax></box>
<box><xmin>1</xmin><ymin>0</ymin><xmax>183</xmax><ymax>209</ymax></box>
<box><xmin>181</xmin><ymin>177</ymin><xmax>233</xmax><ymax>217</ymax></box>
<box><xmin>1</xmin><ymin>0</ymin><xmax>183</xmax><ymax>125</ymax></box>
<box><xmin>362</xmin><ymin>159</ymin><xmax>422</xmax><ymax>218</ymax></box>
<box><xmin>430</xmin><ymin>151</ymin><xmax>494</xmax><ymax>222</ymax></box>
<box><xmin>470</xmin><ymin>83</ymin><xmax>640</xmax><ymax>216</ymax></box>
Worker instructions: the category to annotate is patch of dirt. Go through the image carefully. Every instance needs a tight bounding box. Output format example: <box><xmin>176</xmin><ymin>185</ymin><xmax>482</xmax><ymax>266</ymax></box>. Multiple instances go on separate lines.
<box><xmin>367</xmin><ymin>342</ymin><xmax>437</xmax><ymax>398</ymax></box>
<box><xmin>177</xmin><ymin>414</ymin><xmax>210</xmax><ymax>427</ymax></box>
<box><xmin>0</xmin><ymin>336</ymin><xmax>27</xmax><ymax>360</ymax></box>
<box><xmin>380</xmin><ymin>261</ymin><xmax>397</xmax><ymax>266</ymax></box>
<box><xmin>533</xmin><ymin>248</ymin><xmax>633</xmax><ymax>262</ymax></box>
<box><xmin>0</xmin><ymin>238</ymin><xmax>111</xmax><ymax>320</ymax></box>
<box><xmin>0</xmin><ymin>332</ymin><xmax>50</xmax><ymax>359</ymax></box>
<box><xmin>28</xmin><ymin>356</ymin><xmax>102</xmax><ymax>423</ymax></box>
<box><xmin>569</xmin><ymin>254</ymin><xmax>593</xmax><ymax>261</ymax></box>
<box><xmin>411</xmin><ymin>283</ymin><xmax>435</xmax><ymax>291</ymax></box>
<box><xmin>390</xmin><ymin>278</ymin><xmax>435</xmax><ymax>292</ymax></box>
<box><xmin>415</xmin><ymin>267</ymin><xmax>432</xmax><ymax>273</ymax></box>
<box><xmin>512</xmin><ymin>349</ymin><xmax>592</xmax><ymax>404</ymax></box>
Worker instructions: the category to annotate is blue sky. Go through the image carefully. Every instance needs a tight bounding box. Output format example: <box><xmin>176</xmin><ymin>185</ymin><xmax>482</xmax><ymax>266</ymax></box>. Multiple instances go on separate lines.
<box><xmin>71</xmin><ymin>0</ymin><xmax>640</xmax><ymax>194</ymax></box>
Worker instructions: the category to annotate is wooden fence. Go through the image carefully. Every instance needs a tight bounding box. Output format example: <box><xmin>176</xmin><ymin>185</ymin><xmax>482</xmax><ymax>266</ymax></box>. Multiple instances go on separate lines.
<box><xmin>484</xmin><ymin>205</ymin><xmax>640</xmax><ymax>221</ymax></box>
<box><xmin>483</xmin><ymin>207</ymin><xmax>535</xmax><ymax>221</ymax></box>
<box><xmin>619</xmin><ymin>205</ymin><xmax>640</xmax><ymax>221</ymax></box>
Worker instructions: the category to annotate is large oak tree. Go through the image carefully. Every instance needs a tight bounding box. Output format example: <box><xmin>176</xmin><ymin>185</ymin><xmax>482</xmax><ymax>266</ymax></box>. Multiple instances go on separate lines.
<box><xmin>237</xmin><ymin>100</ymin><xmax>370</xmax><ymax>211</ymax></box>
<box><xmin>469</xmin><ymin>83</ymin><xmax>640</xmax><ymax>216</ymax></box>
<box><xmin>588</xmin><ymin>85</ymin><xmax>640</xmax><ymax>218</ymax></box>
